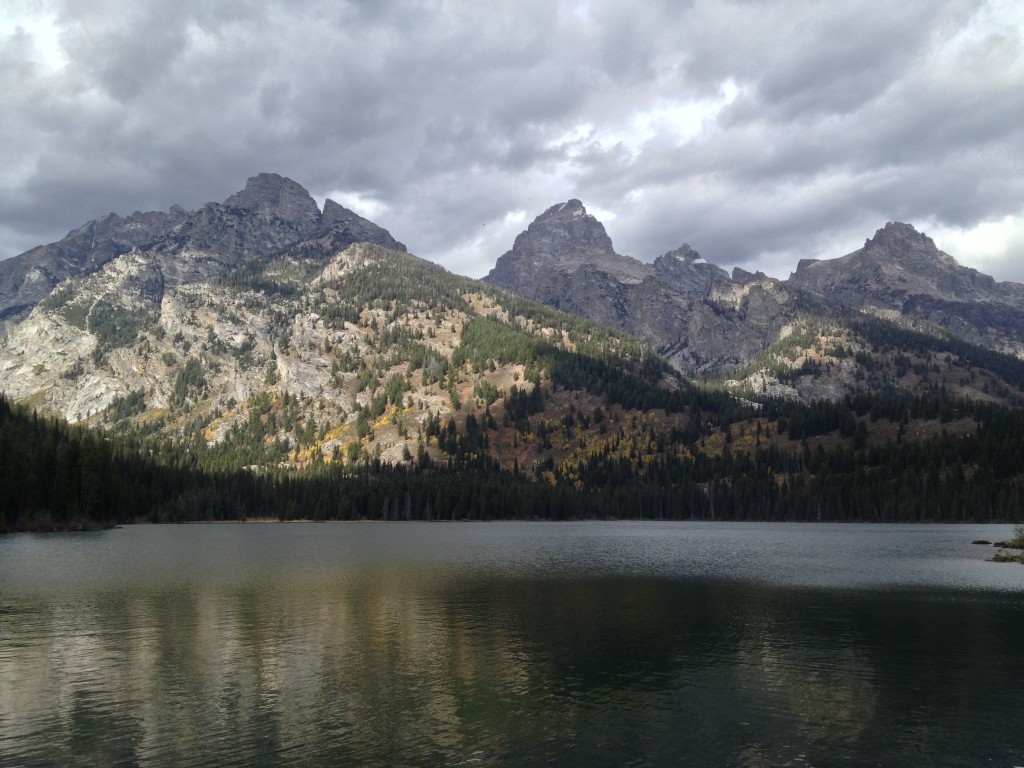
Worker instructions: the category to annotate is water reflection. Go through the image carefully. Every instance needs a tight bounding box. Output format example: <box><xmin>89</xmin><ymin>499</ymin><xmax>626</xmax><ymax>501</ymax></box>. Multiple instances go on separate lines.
<box><xmin>1</xmin><ymin>525</ymin><xmax>1023</xmax><ymax>766</ymax></box>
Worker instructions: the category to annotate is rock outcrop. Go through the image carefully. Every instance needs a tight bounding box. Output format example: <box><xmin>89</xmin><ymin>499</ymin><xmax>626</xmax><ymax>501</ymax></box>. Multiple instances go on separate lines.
<box><xmin>651</xmin><ymin>244</ymin><xmax>729</xmax><ymax>298</ymax></box>
<box><xmin>0</xmin><ymin>207</ymin><xmax>186</xmax><ymax>325</ymax></box>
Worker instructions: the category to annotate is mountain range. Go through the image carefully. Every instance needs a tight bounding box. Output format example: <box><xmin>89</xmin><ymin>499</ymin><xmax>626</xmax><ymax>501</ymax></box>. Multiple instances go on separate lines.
<box><xmin>1</xmin><ymin>172</ymin><xmax>1024</xmax><ymax>529</ymax></box>
<box><xmin>485</xmin><ymin>199</ymin><xmax>1024</xmax><ymax>393</ymax></box>
<box><xmin>1</xmin><ymin>174</ymin><xmax>691</xmax><ymax>471</ymax></box>
<box><xmin>0</xmin><ymin>173</ymin><xmax>405</xmax><ymax>329</ymax></box>
<box><xmin>3</xmin><ymin>173</ymin><xmax>1024</xmax><ymax>422</ymax></box>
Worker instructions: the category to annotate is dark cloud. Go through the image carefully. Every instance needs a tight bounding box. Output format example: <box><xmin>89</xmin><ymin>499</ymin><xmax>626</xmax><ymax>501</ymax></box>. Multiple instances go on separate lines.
<box><xmin>1</xmin><ymin>0</ymin><xmax>1021</xmax><ymax>284</ymax></box>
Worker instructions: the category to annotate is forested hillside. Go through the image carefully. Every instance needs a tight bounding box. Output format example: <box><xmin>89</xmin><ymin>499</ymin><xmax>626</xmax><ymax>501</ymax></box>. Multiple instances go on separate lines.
<box><xmin>5</xmin><ymin>379</ymin><xmax>1023</xmax><ymax>530</ymax></box>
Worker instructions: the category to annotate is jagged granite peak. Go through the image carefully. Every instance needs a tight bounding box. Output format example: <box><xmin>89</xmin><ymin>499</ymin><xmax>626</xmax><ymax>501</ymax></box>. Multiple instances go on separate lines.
<box><xmin>732</xmin><ymin>266</ymin><xmax>768</xmax><ymax>284</ymax></box>
<box><xmin>786</xmin><ymin>221</ymin><xmax>1024</xmax><ymax>356</ymax></box>
<box><xmin>867</xmin><ymin>220</ymin><xmax>937</xmax><ymax>249</ymax></box>
<box><xmin>484</xmin><ymin>203</ymin><xmax>1024</xmax><ymax>379</ymax></box>
<box><xmin>223</xmin><ymin>172</ymin><xmax>322</xmax><ymax>234</ymax></box>
<box><xmin>658</xmin><ymin>243</ymin><xmax>699</xmax><ymax>260</ymax></box>
<box><xmin>485</xmin><ymin>199</ymin><xmax>650</xmax><ymax>305</ymax></box>
<box><xmin>862</xmin><ymin>222</ymin><xmax>960</xmax><ymax>273</ymax></box>
<box><xmin>484</xmin><ymin>201</ymin><xmax>791</xmax><ymax>376</ymax></box>
<box><xmin>790</xmin><ymin>221</ymin><xmax>1013</xmax><ymax>305</ymax></box>
<box><xmin>0</xmin><ymin>173</ymin><xmax>407</xmax><ymax>328</ymax></box>
<box><xmin>491</xmin><ymin>200</ymin><xmax>610</xmax><ymax>264</ymax></box>
<box><xmin>652</xmin><ymin>244</ymin><xmax>730</xmax><ymax>298</ymax></box>
<box><xmin>512</xmin><ymin>198</ymin><xmax>616</xmax><ymax>262</ymax></box>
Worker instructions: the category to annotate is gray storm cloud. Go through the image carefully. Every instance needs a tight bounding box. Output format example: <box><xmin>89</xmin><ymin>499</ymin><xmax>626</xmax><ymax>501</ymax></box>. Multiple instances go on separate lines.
<box><xmin>1</xmin><ymin>0</ymin><xmax>1021</xmax><ymax>282</ymax></box>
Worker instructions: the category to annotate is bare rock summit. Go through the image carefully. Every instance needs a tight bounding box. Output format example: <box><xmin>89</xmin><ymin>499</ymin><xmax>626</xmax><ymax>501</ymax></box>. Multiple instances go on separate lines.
<box><xmin>0</xmin><ymin>173</ymin><xmax>405</xmax><ymax>331</ymax></box>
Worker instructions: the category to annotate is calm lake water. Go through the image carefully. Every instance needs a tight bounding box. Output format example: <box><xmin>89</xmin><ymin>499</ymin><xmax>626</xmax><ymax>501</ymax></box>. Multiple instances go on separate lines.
<box><xmin>1</xmin><ymin>522</ymin><xmax>1022</xmax><ymax>767</ymax></box>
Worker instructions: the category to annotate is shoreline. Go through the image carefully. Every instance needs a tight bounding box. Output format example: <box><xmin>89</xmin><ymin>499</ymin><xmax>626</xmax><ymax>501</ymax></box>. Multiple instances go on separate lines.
<box><xmin>6</xmin><ymin>518</ymin><xmax>1024</xmax><ymax>534</ymax></box>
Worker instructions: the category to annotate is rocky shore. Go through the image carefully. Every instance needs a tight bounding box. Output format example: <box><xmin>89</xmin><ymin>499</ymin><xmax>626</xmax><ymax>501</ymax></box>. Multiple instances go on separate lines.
<box><xmin>992</xmin><ymin>547</ymin><xmax>1024</xmax><ymax>563</ymax></box>
<box><xmin>989</xmin><ymin>531</ymin><xmax>1024</xmax><ymax>563</ymax></box>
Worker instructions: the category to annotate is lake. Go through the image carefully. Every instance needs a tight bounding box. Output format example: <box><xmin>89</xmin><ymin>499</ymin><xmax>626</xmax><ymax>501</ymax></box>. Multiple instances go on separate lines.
<box><xmin>1</xmin><ymin>522</ymin><xmax>1022</xmax><ymax>767</ymax></box>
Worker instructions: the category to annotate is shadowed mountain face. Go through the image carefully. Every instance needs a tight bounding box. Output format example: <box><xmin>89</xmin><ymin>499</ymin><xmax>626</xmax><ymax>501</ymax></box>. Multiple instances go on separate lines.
<box><xmin>485</xmin><ymin>204</ymin><xmax>1024</xmax><ymax>376</ymax></box>
<box><xmin>485</xmin><ymin>200</ymin><xmax>635</xmax><ymax>301</ymax></box>
<box><xmin>484</xmin><ymin>200</ymin><xmax>798</xmax><ymax>376</ymax></box>
<box><xmin>790</xmin><ymin>222</ymin><xmax>1021</xmax><ymax>307</ymax></box>
<box><xmin>0</xmin><ymin>208</ymin><xmax>185</xmax><ymax>323</ymax></box>
<box><xmin>788</xmin><ymin>222</ymin><xmax>1024</xmax><ymax>356</ymax></box>
<box><xmin>0</xmin><ymin>173</ymin><xmax>405</xmax><ymax>328</ymax></box>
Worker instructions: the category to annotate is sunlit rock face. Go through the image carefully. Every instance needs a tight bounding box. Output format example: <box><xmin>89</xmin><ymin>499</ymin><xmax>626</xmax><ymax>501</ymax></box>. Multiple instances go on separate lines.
<box><xmin>0</xmin><ymin>174</ymin><xmax>409</xmax><ymax>427</ymax></box>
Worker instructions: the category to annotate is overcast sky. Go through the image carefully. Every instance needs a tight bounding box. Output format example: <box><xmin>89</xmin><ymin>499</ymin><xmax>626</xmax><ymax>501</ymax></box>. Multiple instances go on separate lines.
<box><xmin>2</xmin><ymin>0</ymin><xmax>1022</xmax><ymax>283</ymax></box>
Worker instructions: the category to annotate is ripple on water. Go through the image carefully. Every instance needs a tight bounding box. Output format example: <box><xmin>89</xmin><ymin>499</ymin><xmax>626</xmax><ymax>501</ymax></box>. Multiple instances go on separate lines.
<box><xmin>1</xmin><ymin>522</ymin><xmax>1022</xmax><ymax>767</ymax></box>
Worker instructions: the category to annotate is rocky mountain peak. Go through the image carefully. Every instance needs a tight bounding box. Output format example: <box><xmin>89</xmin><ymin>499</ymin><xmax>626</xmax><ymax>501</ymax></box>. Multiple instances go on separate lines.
<box><xmin>864</xmin><ymin>221</ymin><xmax>939</xmax><ymax>255</ymax></box>
<box><xmin>483</xmin><ymin>199</ymin><xmax>621</xmax><ymax>298</ymax></box>
<box><xmin>549</xmin><ymin>198</ymin><xmax>585</xmax><ymax>216</ymax></box>
<box><xmin>523</xmin><ymin>199</ymin><xmax>615</xmax><ymax>261</ymax></box>
<box><xmin>651</xmin><ymin>243</ymin><xmax>730</xmax><ymax>297</ymax></box>
<box><xmin>794</xmin><ymin>221</ymin><xmax>953</xmax><ymax>284</ymax></box>
<box><xmin>659</xmin><ymin>243</ymin><xmax>699</xmax><ymax>260</ymax></box>
<box><xmin>857</xmin><ymin>222</ymin><xmax>973</xmax><ymax>283</ymax></box>
<box><xmin>0</xmin><ymin>173</ymin><xmax>409</xmax><ymax>329</ymax></box>
<box><xmin>485</xmin><ymin>200</ymin><xmax>1024</xmax><ymax>381</ymax></box>
<box><xmin>787</xmin><ymin>219</ymin><xmax>1023</xmax><ymax>349</ymax></box>
<box><xmin>223</xmin><ymin>173</ymin><xmax>321</xmax><ymax>231</ymax></box>
<box><xmin>731</xmin><ymin>266</ymin><xmax>768</xmax><ymax>284</ymax></box>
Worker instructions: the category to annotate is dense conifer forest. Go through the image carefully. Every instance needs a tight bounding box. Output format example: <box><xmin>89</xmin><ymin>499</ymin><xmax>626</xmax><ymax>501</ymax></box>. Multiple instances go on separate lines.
<box><xmin>4</xmin><ymin>384</ymin><xmax>1023</xmax><ymax>531</ymax></box>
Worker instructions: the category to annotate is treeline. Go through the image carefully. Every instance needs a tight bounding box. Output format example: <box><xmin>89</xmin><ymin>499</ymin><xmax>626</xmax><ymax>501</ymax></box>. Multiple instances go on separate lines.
<box><xmin>0</xmin><ymin>395</ymin><xmax>199</xmax><ymax>530</ymax></box>
<box><xmin>3</xmin><ymin>388</ymin><xmax>1023</xmax><ymax>530</ymax></box>
<box><xmin>555</xmin><ymin>428</ymin><xmax>1024</xmax><ymax>523</ymax></box>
